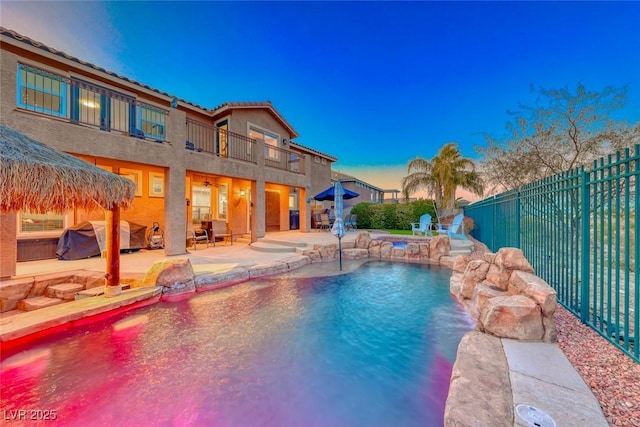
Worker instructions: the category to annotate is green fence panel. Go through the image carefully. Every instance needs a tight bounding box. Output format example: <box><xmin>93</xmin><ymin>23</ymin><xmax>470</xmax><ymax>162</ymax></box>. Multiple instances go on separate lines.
<box><xmin>464</xmin><ymin>145</ymin><xmax>640</xmax><ymax>362</ymax></box>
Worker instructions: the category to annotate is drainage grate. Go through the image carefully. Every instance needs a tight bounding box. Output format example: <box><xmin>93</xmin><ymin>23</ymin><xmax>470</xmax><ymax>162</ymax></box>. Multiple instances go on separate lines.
<box><xmin>515</xmin><ymin>404</ymin><xmax>556</xmax><ymax>427</ymax></box>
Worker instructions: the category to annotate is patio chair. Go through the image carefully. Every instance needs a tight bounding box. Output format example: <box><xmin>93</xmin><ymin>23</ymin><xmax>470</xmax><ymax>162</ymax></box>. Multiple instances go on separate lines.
<box><xmin>411</xmin><ymin>213</ymin><xmax>432</xmax><ymax>236</ymax></box>
<box><xmin>320</xmin><ymin>213</ymin><xmax>331</xmax><ymax>231</ymax></box>
<box><xmin>190</xmin><ymin>228</ymin><xmax>210</xmax><ymax>250</ymax></box>
<box><xmin>436</xmin><ymin>213</ymin><xmax>465</xmax><ymax>238</ymax></box>
<box><xmin>346</xmin><ymin>214</ymin><xmax>358</xmax><ymax>231</ymax></box>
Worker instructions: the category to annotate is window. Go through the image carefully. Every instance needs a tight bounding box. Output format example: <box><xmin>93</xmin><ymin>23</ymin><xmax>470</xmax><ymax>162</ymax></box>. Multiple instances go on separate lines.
<box><xmin>321</xmin><ymin>158</ymin><xmax>327</xmax><ymax>165</ymax></box>
<box><xmin>249</xmin><ymin>126</ymin><xmax>279</xmax><ymax>160</ymax></box>
<box><xmin>192</xmin><ymin>185</ymin><xmax>211</xmax><ymax>225</ymax></box>
<box><xmin>18</xmin><ymin>211</ymin><xmax>66</xmax><ymax>234</ymax></box>
<box><xmin>217</xmin><ymin>184</ymin><xmax>228</xmax><ymax>220</ymax></box>
<box><xmin>17</xmin><ymin>64</ymin><xmax>67</xmax><ymax>117</ymax></box>
<box><xmin>138</xmin><ymin>104</ymin><xmax>166</xmax><ymax>141</ymax></box>
<box><xmin>314</xmin><ymin>156</ymin><xmax>320</xmax><ymax>163</ymax></box>
<box><xmin>70</xmin><ymin>78</ymin><xmax>134</xmax><ymax>132</ymax></box>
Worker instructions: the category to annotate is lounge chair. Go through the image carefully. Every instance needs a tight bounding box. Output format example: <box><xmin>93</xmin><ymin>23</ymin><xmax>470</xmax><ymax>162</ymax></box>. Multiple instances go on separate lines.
<box><xmin>436</xmin><ymin>213</ymin><xmax>465</xmax><ymax>238</ymax></box>
<box><xmin>411</xmin><ymin>213</ymin><xmax>432</xmax><ymax>236</ymax></box>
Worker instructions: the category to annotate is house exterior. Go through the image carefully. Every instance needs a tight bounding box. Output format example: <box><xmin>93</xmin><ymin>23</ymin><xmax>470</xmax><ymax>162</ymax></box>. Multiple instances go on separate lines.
<box><xmin>313</xmin><ymin>171</ymin><xmax>384</xmax><ymax>214</ymax></box>
<box><xmin>0</xmin><ymin>27</ymin><xmax>336</xmax><ymax>270</ymax></box>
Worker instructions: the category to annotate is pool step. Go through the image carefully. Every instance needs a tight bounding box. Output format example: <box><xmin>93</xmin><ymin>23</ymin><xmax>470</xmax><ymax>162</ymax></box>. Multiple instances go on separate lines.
<box><xmin>450</xmin><ymin>238</ymin><xmax>474</xmax><ymax>256</ymax></box>
<box><xmin>74</xmin><ymin>284</ymin><xmax>132</xmax><ymax>300</ymax></box>
<box><xmin>46</xmin><ymin>283</ymin><xmax>85</xmax><ymax>301</ymax></box>
<box><xmin>17</xmin><ymin>296</ymin><xmax>64</xmax><ymax>311</ymax></box>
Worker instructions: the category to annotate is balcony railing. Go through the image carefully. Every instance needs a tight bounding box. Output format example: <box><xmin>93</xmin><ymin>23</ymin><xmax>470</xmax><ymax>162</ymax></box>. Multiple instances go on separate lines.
<box><xmin>186</xmin><ymin>118</ymin><xmax>256</xmax><ymax>163</ymax></box>
<box><xmin>187</xmin><ymin>119</ymin><xmax>305</xmax><ymax>171</ymax></box>
<box><xmin>265</xmin><ymin>145</ymin><xmax>306</xmax><ymax>174</ymax></box>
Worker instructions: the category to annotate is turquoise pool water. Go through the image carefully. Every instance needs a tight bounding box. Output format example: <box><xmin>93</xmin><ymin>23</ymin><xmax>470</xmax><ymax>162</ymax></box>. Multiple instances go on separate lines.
<box><xmin>1</xmin><ymin>261</ymin><xmax>473</xmax><ymax>426</ymax></box>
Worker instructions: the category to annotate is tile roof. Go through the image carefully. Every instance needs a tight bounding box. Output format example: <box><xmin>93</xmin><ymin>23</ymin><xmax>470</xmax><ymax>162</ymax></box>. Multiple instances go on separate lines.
<box><xmin>290</xmin><ymin>141</ymin><xmax>337</xmax><ymax>162</ymax></box>
<box><xmin>210</xmin><ymin>101</ymin><xmax>300</xmax><ymax>139</ymax></box>
<box><xmin>0</xmin><ymin>27</ymin><xmax>211</xmax><ymax>111</ymax></box>
<box><xmin>332</xmin><ymin>171</ymin><xmax>383</xmax><ymax>192</ymax></box>
<box><xmin>1</xmin><ymin>27</ymin><xmax>339</xmax><ymax>162</ymax></box>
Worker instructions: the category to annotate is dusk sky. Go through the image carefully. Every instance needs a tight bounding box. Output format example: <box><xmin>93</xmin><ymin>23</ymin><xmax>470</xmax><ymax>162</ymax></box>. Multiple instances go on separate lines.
<box><xmin>2</xmin><ymin>1</ymin><xmax>639</xmax><ymax>198</ymax></box>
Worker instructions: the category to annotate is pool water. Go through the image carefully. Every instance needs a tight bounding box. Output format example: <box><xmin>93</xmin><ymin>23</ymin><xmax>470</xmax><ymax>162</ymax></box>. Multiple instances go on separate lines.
<box><xmin>1</xmin><ymin>261</ymin><xmax>473</xmax><ymax>427</ymax></box>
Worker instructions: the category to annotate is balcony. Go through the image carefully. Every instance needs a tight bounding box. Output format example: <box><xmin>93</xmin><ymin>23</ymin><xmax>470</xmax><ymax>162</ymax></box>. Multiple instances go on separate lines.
<box><xmin>186</xmin><ymin>119</ymin><xmax>305</xmax><ymax>173</ymax></box>
<box><xmin>186</xmin><ymin>118</ymin><xmax>256</xmax><ymax>163</ymax></box>
<box><xmin>265</xmin><ymin>145</ymin><xmax>305</xmax><ymax>174</ymax></box>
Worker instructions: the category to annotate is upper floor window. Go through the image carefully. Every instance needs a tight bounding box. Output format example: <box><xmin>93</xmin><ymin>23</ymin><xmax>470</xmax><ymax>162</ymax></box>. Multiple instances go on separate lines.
<box><xmin>17</xmin><ymin>64</ymin><xmax>67</xmax><ymax>117</ymax></box>
<box><xmin>249</xmin><ymin>126</ymin><xmax>279</xmax><ymax>160</ymax></box>
<box><xmin>138</xmin><ymin>104</ymin><xmax>166</xmax><ymax>141</ymax></box>
<box><xmin>70</xmin><ymin>78</ymin><xmax>135</xmax><ymax>133</ymax></box>
<box><xmin>314</xmin><ymin>155</ymin><xmax>320</xmax><ymax>163</ymax></box>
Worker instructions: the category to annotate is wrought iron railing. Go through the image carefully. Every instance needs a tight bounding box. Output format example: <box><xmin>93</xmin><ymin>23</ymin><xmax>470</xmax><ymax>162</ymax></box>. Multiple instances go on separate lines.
<box><xmin>264</xmin><ymin>145</ymin><xmax>305</xmax><ymax>174</ymax></box>
<box><xmin>186</xmin><ymin>119</ymin><xmax>257</xmax><ymax>163</ymax></box>
<box><xmin>465</xmin><ymin>145</ymin><xmax>640</xmax><ymax>362</ymax></box>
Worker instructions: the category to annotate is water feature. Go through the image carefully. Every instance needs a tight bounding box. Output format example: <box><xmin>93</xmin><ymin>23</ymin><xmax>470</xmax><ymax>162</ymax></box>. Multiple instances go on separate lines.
<box><xmin>1</xmin><ymin>261</ymin><xmax>473</xmax><ymax>426</ymax></box>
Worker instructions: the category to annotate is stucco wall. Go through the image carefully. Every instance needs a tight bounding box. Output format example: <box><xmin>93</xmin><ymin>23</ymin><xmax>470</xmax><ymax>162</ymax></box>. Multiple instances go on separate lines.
<box><xmin>0</xmin><ymin>45</ymin><xmax>319</xmax><ymax>264</ymax></box>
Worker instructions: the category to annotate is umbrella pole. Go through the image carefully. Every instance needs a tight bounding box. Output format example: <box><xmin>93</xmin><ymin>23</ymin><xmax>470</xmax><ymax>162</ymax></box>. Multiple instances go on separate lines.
<box><xmin>105</xmin><ymin>205</ymin><xmax>122</xmax><ymax>297</ymax></box>
<box><xmin>339</xmin><ymin>237</ymin><xmax>342</xmax><ymax>271</ymax></box>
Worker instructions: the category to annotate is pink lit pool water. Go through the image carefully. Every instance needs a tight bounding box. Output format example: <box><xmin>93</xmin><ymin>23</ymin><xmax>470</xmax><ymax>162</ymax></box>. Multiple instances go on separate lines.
<box><xmin>1</xmin><ymin>261</ymin><xmax>473</xmax><ymax>426</ymax></box>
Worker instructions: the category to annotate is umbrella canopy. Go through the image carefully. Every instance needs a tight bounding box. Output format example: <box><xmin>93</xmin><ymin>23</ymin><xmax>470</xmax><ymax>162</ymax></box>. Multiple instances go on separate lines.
<box><xmin>0</xmin><ymin>124</ymin><xmax>136</xmax><ymax>213</ymax></box>
<box><xmin>313</xmin><ymin>184</ymin><xmax>359</xmax><ymax>201</ymax></box>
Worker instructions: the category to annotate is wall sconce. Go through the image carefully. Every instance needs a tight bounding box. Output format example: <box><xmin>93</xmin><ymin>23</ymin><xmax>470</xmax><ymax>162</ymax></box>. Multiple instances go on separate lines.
<box><xmin>240</xmin><ymin>190</ymin><xmax>246</xmax><ymax>197</ymax></box>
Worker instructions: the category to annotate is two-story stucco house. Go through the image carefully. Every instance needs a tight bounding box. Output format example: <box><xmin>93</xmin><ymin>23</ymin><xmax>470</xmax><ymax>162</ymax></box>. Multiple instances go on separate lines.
<box><xmin>0</xmin><ymin>27</ymin><xmax>336</xmax><ymax>271</ymax></box>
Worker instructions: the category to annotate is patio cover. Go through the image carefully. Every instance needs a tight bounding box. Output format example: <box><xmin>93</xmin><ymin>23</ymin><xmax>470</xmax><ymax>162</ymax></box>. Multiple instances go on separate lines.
<box><xmin>0</xmin><ymin>124</ymin><xmax>135</xmax><ymax>283</ymax></box>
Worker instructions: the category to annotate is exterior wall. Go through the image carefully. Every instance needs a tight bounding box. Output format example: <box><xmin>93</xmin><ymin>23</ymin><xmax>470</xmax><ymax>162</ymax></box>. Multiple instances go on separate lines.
<box><xmin>0</xmin><ymin>38</ymin><xmax>327</xmax><ymax>266</ymax></box>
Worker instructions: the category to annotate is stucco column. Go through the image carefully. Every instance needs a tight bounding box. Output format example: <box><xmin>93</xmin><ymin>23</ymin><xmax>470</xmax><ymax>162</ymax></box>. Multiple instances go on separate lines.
<box><xmin>254</xmin><ymin>180</ymin><xmax>266</xmax><ymax>239</ymax></box>
<box><xmin>165</xmin><ymin>165</ymin><xmax>187</xmax><ymax>255</ymax></box>
<box><xmin>299</xmin><ymin>188</ymin><xmax>310</xmax><ymax>232</ymax></box>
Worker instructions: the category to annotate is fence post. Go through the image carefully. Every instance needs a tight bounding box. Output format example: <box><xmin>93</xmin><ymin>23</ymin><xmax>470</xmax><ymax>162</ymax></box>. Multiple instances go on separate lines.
<box><xmin>580</xmin><ymin>168</ymin><xmax>590</xmax><ymax>322</ymax></box>
<box><xmin>515</xmin><ymin>190</ymin><xmax>521</xmax><ymax>249</ymax></box>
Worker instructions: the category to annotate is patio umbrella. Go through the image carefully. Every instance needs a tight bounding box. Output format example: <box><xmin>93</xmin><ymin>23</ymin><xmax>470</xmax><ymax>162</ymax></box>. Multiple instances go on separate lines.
<box><xmin>330</xmin><ymin>181</ymin><xmax>347</xmax><ymax>271</ymax></box>
<box><xmin>313</xmin><ymin>184</ymin><xmax>359</xmax><ymax>201</ymax></box>
<box><xmin>0</xmin><ymin>124</ymin><xmax>136</xmax><ymax>287</ymax></box>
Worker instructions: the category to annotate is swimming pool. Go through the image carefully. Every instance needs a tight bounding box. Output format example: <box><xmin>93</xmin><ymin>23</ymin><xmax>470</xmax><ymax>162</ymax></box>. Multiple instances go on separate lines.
<box><xmin>1</xmin><ymin>261</ymin><xmax>473</xmax><ymax>426</ymax></box>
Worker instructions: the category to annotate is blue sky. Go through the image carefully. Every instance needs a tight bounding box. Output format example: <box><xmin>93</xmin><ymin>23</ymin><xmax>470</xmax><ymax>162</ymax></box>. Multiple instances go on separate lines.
<box><xmin>2</xmin><ymin>1</ymin><xmax>640</xmax><ymax>197</ymax></box>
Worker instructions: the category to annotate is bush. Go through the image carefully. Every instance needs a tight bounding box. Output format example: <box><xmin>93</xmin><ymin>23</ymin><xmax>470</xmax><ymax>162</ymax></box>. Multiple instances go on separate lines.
<box><xmin>350</xmin><ymin>200</ymin><xmax>437</xmax><ymax>230</ymax></box>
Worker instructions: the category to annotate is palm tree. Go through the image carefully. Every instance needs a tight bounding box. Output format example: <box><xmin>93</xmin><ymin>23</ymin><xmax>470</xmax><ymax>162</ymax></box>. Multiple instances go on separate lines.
<box><xmin>401</xmin><ymin>142</ymin><xmax>484</xmax><ymax>211</ymax></box>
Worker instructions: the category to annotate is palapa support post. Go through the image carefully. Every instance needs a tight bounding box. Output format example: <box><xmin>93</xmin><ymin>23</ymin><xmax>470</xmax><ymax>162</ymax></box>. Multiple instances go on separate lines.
<box><xmin>104</xmin><ymin>205</ymin><xmax>122</xmax><ymax>297</ymax></box>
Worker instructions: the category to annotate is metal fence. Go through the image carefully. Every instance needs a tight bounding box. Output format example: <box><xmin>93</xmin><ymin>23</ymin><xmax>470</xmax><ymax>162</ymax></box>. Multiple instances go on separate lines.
<box><xmin>465</xmin><ymin>146</ymin><xmax>640</xmax><ymax>362</ymax></box>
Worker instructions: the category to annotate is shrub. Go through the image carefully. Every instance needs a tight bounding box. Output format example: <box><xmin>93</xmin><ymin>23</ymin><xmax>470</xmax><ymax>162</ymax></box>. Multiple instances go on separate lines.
<box><xmin>350</xmin><ymin>199</ymin><xmax>438</xmax><ymax>230</ymax></box>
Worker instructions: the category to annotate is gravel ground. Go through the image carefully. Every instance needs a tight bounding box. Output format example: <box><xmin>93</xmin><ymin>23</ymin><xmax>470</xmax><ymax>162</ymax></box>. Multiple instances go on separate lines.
<box><xmin>467</xmin><ymin>237</ymin><xmax>640</xmax><ymax>427</ymax></box>
<box><xmin>555</xmin><ymin>307</ymin><xmax>640</xmax><ymax>427</ymax></box>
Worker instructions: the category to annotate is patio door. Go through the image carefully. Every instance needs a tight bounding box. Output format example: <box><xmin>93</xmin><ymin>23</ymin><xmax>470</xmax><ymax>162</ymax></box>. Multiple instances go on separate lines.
<box><xmin>265</xmin><ymin>190</ymin><xmax>280</xmax><ymax>232</ymax></box>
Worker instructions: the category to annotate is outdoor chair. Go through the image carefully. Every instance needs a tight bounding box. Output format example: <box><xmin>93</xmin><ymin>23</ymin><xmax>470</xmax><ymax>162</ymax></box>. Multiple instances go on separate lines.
<box><xmin>190</xmin><ymin>228</ymin><xmax>210</xmax><ymax>250</ymax></box>
<box><xmin>436</xmin><ymin>213</ymin><xmax>465</xmax><ymax>239</ymax></box>
<box><xmin>346</xmin><ymin>214</ymin><xmax>358</xmax><ymax>231</ymax></box>
<box><xmin>320</xmin><ymin>213</ymin><xmax>331</xmax><ymax>231</ymax></box>
<box><xmin>411</xmin><ymin>213</ymin><xmax>432</xmax><ymax>236</ymax></box>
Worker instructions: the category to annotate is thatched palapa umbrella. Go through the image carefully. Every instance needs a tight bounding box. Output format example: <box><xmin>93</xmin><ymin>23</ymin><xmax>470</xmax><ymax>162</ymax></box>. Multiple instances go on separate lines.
<box><xmin>0</xmin><ymin>124</ymin><xmax>136</xmax><ymax>290</ymax></box>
